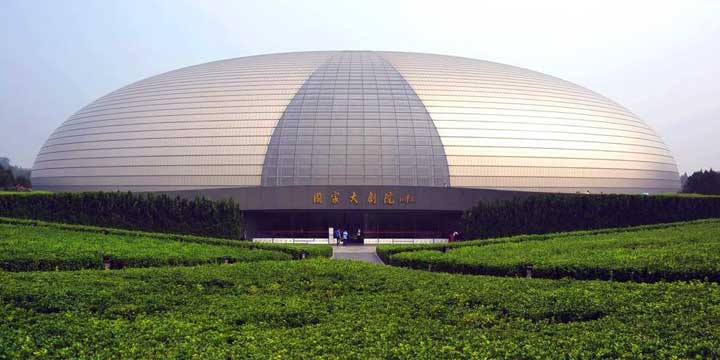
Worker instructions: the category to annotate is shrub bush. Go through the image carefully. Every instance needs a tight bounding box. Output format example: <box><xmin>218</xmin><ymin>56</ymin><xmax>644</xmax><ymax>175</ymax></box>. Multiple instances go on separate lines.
<box><xmin>0</xmin><ymin>221</ymin><xmax>296</xmax><ymax>271</ymax></box>
<box><xmin>1</xmin><ymin>260</ymin><xmax>719</xmax><ymax>358</ymax></box>
<box><xmin>0</xmin><ymin>217</ymin><xmax>332</xmax><ymax>260</ymax></box>
<box><xmin>376</xmin><ymin>219</ymin><xmax>715</xmax><ymax>263</ymax></box>
<box><xmin>384</xmin><ymin>219</ymin><xmax>720</xmax><ymax>282</ymax></box>
<box><xmin>461</xmin><ymin>193</ymin><xmax>720</xmax><ymax>240</ymax></box>
<box><xmin>0</xmin><ymin>191</ymin><xmax>244</xmax><ymax>239</ymax></box>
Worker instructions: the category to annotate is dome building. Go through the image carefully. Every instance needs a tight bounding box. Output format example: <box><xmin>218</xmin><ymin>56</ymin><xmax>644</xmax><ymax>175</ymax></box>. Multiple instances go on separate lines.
<box><xmin>32</xmin><ymin>51</ymin><xmax>680</xmax><ymax>241</ymax></box>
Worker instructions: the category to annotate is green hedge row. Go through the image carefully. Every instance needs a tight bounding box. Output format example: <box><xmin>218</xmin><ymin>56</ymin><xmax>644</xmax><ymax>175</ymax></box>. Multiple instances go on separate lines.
<box><xmin>0</xmin><ymin>217</ymin><xmax>332</xmax><ymax>260</ymax></box>
<box><xmin>461</xmin><ymin>193</ymin><xmax>720</xmax><ymax>240</ymax></box>
<box><xmin>2</xmin><ymin>260</ymin><xmax>719</xmax><ymax>358</ymax></box>
<box><xmin>0</xmin><ymin>221</ymin><xmax>294</xmax><ymax>271</ymax></box>
<box><xmin>385</xmin><ymin>219</ymin><xmax>720</xmax><ymax>283</ymax></box>
<box><xmin>0</xmin><ymin>191</ymin><xmax>244</xmax><ymax>239</ymax></box>
<box><xmin>376</xmin><ymin>219</ymin><xmax>715</xmax><ymax>263</ymax></box>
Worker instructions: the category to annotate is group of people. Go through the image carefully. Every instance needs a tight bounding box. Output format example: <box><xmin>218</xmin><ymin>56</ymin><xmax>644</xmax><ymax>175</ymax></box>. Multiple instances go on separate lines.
<box><xmin>448</xmin><ymin>230</ymin><xmax>462</xmax><ymax>242</ymax></box>
<box><xmin>333</xmin><ymin>227</ymin><xmax>362</xmax><ymax>245</ymax></box>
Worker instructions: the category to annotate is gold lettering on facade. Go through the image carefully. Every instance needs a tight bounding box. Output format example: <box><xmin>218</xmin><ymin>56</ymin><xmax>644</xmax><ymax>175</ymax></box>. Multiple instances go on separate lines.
<box><xmin>383</xmin><ymin>191</ymin><xmax>395</xmax><ymax>205</ymax></box>
<box><xmin>313</xmin><ymin>191</ymin><xmax>413</xmax><ymax>205</ymax></box>
<box><xmin>367</xmin><ymin>192</ymin><xmax>377</xmax><ymax>205</ymax></box>
<box><xmin>400</xmin><ymin>194</ymin><xmax>416</xmax><ymax>204</ymax></box>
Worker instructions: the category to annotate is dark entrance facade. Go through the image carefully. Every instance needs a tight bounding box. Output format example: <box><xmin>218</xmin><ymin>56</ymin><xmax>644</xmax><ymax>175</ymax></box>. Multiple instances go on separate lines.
<box><xmin>246</xmin><ymin>210</ymin><xmax>462</xmax><ymax>242</ymax></box>
<box><xmin>161</xmin><ymin>185</ymin><xmax>534</xmax><ymax>241</ymax></box>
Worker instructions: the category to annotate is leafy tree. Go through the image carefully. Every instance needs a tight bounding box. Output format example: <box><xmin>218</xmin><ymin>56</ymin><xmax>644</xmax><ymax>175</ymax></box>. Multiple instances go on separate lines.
<box><xmin>683</xmin><ymin>169</ymin><xmax>720</xmax><ymax>195</ymax></box>
<box><xmin>0</xmin><ymin>168</ymin><xmax>14</xmax><ymax>189</ymax></box>
<box><xmin>0</xmin><ymin>157</ymin><xmax>32</xmax><ymax>190</ymax></box>
<box><xmin>14</xmin><ymin>175</ymin><xmax>31</xmax><ymax>188</ymax></box>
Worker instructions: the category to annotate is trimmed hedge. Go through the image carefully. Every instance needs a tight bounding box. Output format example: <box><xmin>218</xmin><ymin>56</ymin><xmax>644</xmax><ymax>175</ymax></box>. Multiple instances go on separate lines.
<box><xmin>1</xmin><ymin>260</ymin><xmax>719</xmax><ymax>358</ymax></box>
<box><xmin>376</xmin><ymin>219</ymin><xmax>717</xmax><ymax>263</ymax></box>
<box><xmin>461</xmin><ymin>193</ymin><xmax>720</xmax><ymax>240</ymax></box>
<box><xmin>0</xmin><ymin>221</ymin><xmax>294</xmax><ymax>271</ymax></box>
<box><xmin>0</xmin><ymin>217</ymin><xmax>332</xmax><ymax>260</ymax></box>
<box><xmin>385</xmin><ymin>219</ymin><xmax>720</xmax><ymax>282</ymax></box>
<box><xmin>0</xmin><ymin>191</ymin><xmax>244</xmax><ymax>239</ymax></box>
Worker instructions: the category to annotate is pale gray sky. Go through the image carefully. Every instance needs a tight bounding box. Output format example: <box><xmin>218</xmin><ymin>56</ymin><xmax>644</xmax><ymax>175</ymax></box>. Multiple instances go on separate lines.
<box><xmin>1</xmin><ymin>0</ymin><xmax>718</xmax><ymax>173</ymax></box>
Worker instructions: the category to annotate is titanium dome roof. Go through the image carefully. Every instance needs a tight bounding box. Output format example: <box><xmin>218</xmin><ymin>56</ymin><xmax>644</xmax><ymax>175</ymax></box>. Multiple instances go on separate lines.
<box><xmin>32</xmin><ymin>51</ymin><xmax>680</xmax><ymax>194</ymax></box>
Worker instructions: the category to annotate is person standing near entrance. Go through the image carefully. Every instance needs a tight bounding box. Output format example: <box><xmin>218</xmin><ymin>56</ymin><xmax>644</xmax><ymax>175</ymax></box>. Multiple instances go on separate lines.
<box><xmin>334</xmin><ymin>228</ymin><xmax>341</xmax><ymax>245</ymax></box>
<box><xmin>342</xmin><ymin>229</ymin><xmax>348</xmax><ymax>246</ymax></box>
<box><xmin>356</xmin><ymin>228</ymin><xmax>362</xmax><ymax>243</ymax></box>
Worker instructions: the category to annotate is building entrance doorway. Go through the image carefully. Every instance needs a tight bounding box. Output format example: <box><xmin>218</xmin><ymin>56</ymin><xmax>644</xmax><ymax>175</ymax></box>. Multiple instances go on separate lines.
<box><xmin>246</xmin><ymin>210</ymin><xmax>461</xmax><ymax>241</ymax></box>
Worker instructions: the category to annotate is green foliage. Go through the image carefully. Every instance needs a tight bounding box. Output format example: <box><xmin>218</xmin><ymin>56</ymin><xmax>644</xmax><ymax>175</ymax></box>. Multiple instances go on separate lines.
<box><xmin>1</xmin><ymin>260</ymin><xmax>719</xmax><ymax>358</ymax></box>
<box><xmin>0</xmin><ymin>191</ymin><xmax>245</xmax><ymax>239</ymax></box>
<box><xmin>461</xmin><ymin>193</ymin><xmax>720</xmax><ymax>239</ymax></box>
<box><xmin>0</xmin><ymin>190</ymin><xmax>51</xmax><ymax>196</ymax></box>
<box><xmin>377</xmin><ymin>219</ymin><xmax>715</xmax><ymax>262</ymax></box>
<box><xmin>0</xmin><ymin>222</ymin><xmax>293</xmax><ymax>271</ymax></box>
<box><xmin>0</xmin><ymin>217</ymin><xmax>332</xmax><ymax>261</ymax></box>
<box><xmin>384</xmin><ymin>219</ymin><xmax>720</xmax><ymax>282</ymax></box>
<box><xmin>683</xmin><ymin>169</ymin><xmax>720</xmax><ymax>195</ymax></box>
<box><xmin>0</xmin><ymin>167</ymin><xmax>15</xmax><ymax>190</ymax></box>
<box><xmin>0</xmin><ymin>158</ymin><xmax>32</xmax><ymax>190</ymax></box>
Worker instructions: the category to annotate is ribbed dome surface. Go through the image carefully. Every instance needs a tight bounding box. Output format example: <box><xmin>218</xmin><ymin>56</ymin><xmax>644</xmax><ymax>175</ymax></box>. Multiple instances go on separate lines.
<box><xmin>33</xmin><ymin>51</ymin><xmax>680</xmax><ymax>194</ymax></box>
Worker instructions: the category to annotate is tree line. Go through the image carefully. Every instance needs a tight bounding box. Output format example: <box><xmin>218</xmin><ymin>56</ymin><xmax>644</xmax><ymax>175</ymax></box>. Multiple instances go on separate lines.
<box><xmin>682</xmin><ymin>169</ymin><xmax>720</xmax><ymax>195</ymax></box>
<box><xmin>0</xmin><ymin>157</ymin><xmax>31</xmax><ymax>190</ymax></box>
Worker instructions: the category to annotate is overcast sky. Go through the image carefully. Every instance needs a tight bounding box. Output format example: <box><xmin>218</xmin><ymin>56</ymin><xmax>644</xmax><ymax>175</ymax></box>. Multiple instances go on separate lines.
<box><xmin>1</xmin><ymin>0</ymin><xmax>718</xmax><ymax>173</ymax></box>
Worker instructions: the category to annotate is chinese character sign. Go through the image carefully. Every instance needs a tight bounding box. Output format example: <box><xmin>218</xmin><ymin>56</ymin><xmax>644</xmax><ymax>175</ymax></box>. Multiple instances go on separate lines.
<box><xmin>312</xmin><ymin>192</ymin><xmax>323</xmax><ymax>204</ymax></box>
<box><xmin>383</xmin><ymin>192</ymin><xmax>395</xmax><ymax>205</ymax></box>
<box><xmin>311</xmin><ymin>190</ymin><xmax>414</xmax><ymax>206</ymax></box>
<box><xmin>367</xmin><ymin>192</ymin><xmax>377</xmax><ymax>205</ymax></box>
<box><xmin>400</xmin><ymin>194</ymin><xmax>416</xmax><ymax>204</ymax></box>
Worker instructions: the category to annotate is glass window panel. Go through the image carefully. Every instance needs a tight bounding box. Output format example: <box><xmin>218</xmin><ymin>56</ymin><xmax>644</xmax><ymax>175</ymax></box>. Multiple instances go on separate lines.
<box><xmin>295</xmin><ymin>167</ymin><xmax>312</xmax><ymax>176</ymax></box>
<box><xmin>294</xmin><ymin>177</ymin><xmax>311</xmax><ymax>185</ymax></box>
<box><xmin>278</xmin><ymin>167</ymin><xmax>294</xmax><ymax>176</ymax></box>
<box><xmin>415</xmin><ymin>137</ymin><xmax>430</xmax><ymax>146</ymax></box>
<box><xmin>364</xmin><ymin>120</ymin><xmax>381</xmax><ymax>128</ymax></box>
<box><xmin>398</xmin><ymin>137</ymin><xmax>414</xmax><ymax>145</ymax></box>
<box><xmin>295</xmin><ymin>155</ymin><xmax>312</xmax><ymax>164</ymax></box>
<box><xmin>312</xmin><ymin>165</ymin><xmax>329</xmax><ymax>173</ymax></box>
<box><xmin>313</xmin><ymin>144</ymin><xmax>330</xmax><ymax>154</ymax></box>
<box><xmin>262</xmin><ymin>177</ymin><xmax>276</xmax><ymax>186</ymax></box>
<box><xmin>330</xmin><ymin>137</ymin><xmax>347</xmax><ymax>144</ymax></box>
<box><xmin>399</xmin><ymin>177</ymin><xmax>415</xmax><ymax>185</ymax></box>
<box><xmin>417</xmin><ymin>177</ymin><xmax>432</xmax><ymax>186</ymax></box>
<box><xmin>312</xmin><ymin>177</ymin><xmax>329</xmax><ymax>185</ymax></box>
<box><xmin>313</xmin><ymin>136</ymin><xmax>330</xmax><ymax>144</ymax></box>
<box><xmin>329</xmin><ymin>177</ymin><xmax>346</xmax><ymax>185</ymax></box>
<box><xmin>382</xmin><ymin>177</ymin><xmax>398</xmax><ymax>185</ymax></box>
<box><xmin>312</xmin><ymin>154</ymin><xmax>330</xmax><ymax>164</ymax></box>
<box><xmin>278</xmin><ymin>177</ymin><xmax>294</xmax><ymax>186</ymax></box>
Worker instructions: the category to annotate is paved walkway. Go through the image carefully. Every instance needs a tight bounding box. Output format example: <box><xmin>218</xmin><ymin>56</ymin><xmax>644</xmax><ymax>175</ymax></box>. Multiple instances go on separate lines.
<box><xmin>331</xmin><ymin>245</ymin><xmax>384</xmax><ymax>264</ymax></box>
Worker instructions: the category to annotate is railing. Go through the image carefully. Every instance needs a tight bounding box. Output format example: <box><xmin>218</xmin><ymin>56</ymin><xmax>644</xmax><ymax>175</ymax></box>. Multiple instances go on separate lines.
<box><xmin>253</xmin><ymin>228</ymin><xmax>449</xmax><ymax>245</ymax></box>
<box><xmin>255</xmin><ymin>229</ymin><xmax>446</xmax><ymax>239</ymax></box>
